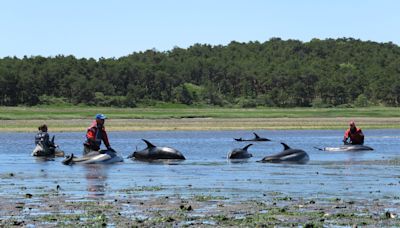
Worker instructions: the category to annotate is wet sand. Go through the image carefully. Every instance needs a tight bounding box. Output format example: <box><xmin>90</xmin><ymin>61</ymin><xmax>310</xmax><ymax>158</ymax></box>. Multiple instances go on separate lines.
<box><xmin>1</xmin><ymin>186</ymin><xmax>399</xmax><ymax>227</ymax></box>
<box><xmin>1</xmin><ymin>117</ymin><xmax>400</xmax><ymax>132</ymax></box>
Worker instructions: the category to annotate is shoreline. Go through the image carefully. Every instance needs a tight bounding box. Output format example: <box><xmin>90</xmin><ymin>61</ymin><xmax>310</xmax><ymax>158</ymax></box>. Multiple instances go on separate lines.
<box><xmin>1</xmin><ymin>117</ymin><xmax>400</xmax><ymax>132</ymax></box>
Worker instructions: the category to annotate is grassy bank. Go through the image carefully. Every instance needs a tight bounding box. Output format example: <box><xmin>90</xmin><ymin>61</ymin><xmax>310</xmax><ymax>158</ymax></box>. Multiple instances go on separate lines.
<box><xmin>1</xmin><ymin>106</ymin><xmax>400</xmax><ymax>120</ymax></box>
<box><xmin>0</xmin><ymin>106</ymin><xmax>399</xmax><ymax>131</ymax></box>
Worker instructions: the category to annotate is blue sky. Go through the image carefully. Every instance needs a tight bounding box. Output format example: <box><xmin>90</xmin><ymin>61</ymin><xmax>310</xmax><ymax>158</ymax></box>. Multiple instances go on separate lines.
<box><xmin>1</xmin><ymin>0</ymin><xmax>399</xmax><ymax>58</ymax></box>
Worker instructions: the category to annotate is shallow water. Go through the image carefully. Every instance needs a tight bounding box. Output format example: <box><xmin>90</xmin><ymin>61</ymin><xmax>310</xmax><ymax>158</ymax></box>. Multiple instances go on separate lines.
<box><xmin>0</xmin><ymin>129</ymin><xmax>399</xmax><ymax>201</ymax></box>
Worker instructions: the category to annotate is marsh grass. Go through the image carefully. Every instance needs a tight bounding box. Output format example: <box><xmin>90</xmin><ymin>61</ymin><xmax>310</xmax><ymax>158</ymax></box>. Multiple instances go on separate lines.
<box><xmin>1</xmin><ymin>106</ymin><xmax>399</xmax><ymax>131</ymax></box>
<box><xmin>1</xmin><ymin>106</ymin><xmax>400</xmax><ymax>120</ymax></box>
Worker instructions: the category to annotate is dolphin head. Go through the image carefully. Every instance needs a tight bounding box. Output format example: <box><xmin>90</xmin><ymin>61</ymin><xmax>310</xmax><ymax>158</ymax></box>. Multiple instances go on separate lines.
<box><xmin>228</xmin><ymin>144</ymin><xmax>253</xmax><ymax>159</ymax></box>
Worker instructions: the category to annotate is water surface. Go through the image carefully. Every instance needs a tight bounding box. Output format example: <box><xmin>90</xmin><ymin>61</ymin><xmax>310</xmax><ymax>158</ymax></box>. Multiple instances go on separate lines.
<box><xmin>0</xmin><ymin>129</ymin><xmax>399</xmax><ymax>202</ymax></box>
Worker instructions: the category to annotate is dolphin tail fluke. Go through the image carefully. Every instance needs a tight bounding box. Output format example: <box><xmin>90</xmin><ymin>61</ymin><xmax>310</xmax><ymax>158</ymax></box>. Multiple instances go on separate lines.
<box><xmin>142</xmin><ymin>139</ymin><xmax>156</xmax><ymax>148</ymax></box>
<box><xmin>280</xmin><ymin>142</ymin><xmax>291</xmax><ymax>150</ymax></box>
<box><xmin>62</xmin><ymin>153</ymin><xmax>74</xmax><ymax>165</ymax></box>
<box><xmin>242</xmin><ymin>144</ymin><xmax>253</xmax><ymax>151</ymax></box>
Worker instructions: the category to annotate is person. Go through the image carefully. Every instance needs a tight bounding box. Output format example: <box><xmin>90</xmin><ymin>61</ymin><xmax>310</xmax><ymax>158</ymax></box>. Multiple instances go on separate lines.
<box><xmin>83</xmin><ymin>113</ymin><xmax>114</xmax><ymax>155</ymax></box>
<box><xmin>35</xmin><ymin>124</ymin><xmax>51</xmax><ymax>148</ymax></box>
<box><xmin>343</xmin><ymin>121</ymin><xmax>364</xmax><ymax>145</ymax></box>
<box><xmin>33</xmin><ymin>124</ymin><xmax>58</xmax><ymax>156</ymax></box>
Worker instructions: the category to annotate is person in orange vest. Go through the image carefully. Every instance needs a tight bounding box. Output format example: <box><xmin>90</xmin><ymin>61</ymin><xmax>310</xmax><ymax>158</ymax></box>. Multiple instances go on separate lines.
<box><xmin>343</xmin><ymin>121</ymin><xmax>364</xmax><ymax>145</ymax></box>
<box><xmin>83</xmin><ymin>114</ymin><xmax>114</xmax><ymax>155</ymax></box>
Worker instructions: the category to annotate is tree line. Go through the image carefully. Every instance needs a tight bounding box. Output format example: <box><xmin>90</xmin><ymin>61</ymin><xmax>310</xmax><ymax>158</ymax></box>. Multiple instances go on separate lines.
<box><xmin>1</xmin><ymin>37</ymin><xmax>400</xmax><ymax>107</ymax></box>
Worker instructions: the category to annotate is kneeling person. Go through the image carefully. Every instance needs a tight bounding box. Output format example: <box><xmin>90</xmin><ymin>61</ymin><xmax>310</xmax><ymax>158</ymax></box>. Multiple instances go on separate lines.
<box><xmin>33</xmin><ymin>124</ymin><xmax>63</xmax><ymax>156</ymax></box>
<box><xmin>343</xmin><ymin>121</ymin><xmax>364</xmax><ymax>145</ymax></box>
<box><xmin>83</xmin><ymin>114</ymin><xmax>114</xmax><ymax>155</ymax></box>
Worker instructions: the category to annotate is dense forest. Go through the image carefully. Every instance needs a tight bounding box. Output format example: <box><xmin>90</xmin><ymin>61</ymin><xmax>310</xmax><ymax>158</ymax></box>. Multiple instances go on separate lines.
<box><xmin>1</xmin><ymin>38</ymin><xmax>400</xmax><ymax>108</ymax></box>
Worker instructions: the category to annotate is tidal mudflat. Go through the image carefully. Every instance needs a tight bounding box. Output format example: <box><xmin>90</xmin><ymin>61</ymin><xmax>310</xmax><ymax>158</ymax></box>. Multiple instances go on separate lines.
<box><xmin>1</xmin><ymin>187</ymin><xmax>399</xmax><ymax>227</ymax></box>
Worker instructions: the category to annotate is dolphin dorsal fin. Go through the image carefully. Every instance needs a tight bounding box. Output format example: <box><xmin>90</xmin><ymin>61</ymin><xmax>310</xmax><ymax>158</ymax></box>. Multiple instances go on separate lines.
<box><xmin>51</xmin><ymin>135</ymin><xmax>55</xmax><ymax>144</ymax></box>
<box><xmin>142</xmin><ymin>139</ymin><xmax>156</xmax><ymax>148</ymax></box>
<box><xmin>253</xmin><ymin>132</ymin><xmax>260</xmax><ymax>139</ymax></box>
<box><xmin>242</xmin><ymin>144</ymin><xmax>253</xmax><ymax>151</ymax></box>
<box><xmin>281</xmin><ymin>142</ymin><xmax>291</xmax><ymax>150</ymax></box>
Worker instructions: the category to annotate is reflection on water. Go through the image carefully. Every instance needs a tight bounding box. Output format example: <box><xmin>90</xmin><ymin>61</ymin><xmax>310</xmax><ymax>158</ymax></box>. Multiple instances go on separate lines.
<box><xmin>84</xmin><ymin>165</ymin><xmax>109</xmax><ymax>198</ymax></box>
<box><xmin>33</xmin><ymin>156</ymin><xmax>56</xmax><ymax>163</ymax></box>
<box><xmin>0</xmin><ymin>129</ymin><xmax>399</xmax><ymax>201</ymax></box>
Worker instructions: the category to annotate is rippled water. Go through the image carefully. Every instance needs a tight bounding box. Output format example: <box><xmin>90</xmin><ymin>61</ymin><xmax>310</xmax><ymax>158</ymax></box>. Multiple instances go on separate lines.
<box><xmin>0</xmin><ymin>129</ymin><xmax>399</xmax><ymax>201</ymax></box>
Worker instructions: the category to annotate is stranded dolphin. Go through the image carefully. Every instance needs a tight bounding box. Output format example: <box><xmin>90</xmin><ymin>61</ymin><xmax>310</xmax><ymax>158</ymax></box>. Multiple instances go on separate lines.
<box><xmin>234</xmin><ymin>132</ymin><xmax>271</xmax><ymax>142</ymax></box>
<box><xmin>260</xmin><ymin>142</ymin><xmax>309</xmax><ymax>164</ymax></box>
<box><xmin>227</xmin><ymin>144</ymin><xmax>253</xmax><ymax>159</ymax></box>
<box><xmin>128</xmin><ymin>139</ymin><xmax>185</xmax><ymax>160</ymax></box>
<box><xmin>32</xmin><ymin>135</ymin><xmax>64</xmax><ymax>157</ymax></box>
<box><xmin>314</xmin><ymin>144</ymin><xmax>373</xmax><ymax>152</ymax></box>
<box><xmin>62</xmin><ymin>149</ymin><xmax>123</xmax><ymax>165</ymax></box>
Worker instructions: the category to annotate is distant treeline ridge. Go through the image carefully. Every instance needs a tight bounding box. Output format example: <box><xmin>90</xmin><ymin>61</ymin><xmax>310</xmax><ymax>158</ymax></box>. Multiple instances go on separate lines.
<box><xmin>1</xmin><ymin>37</ymin><xmax>399</xmax><ymax>107</ymax></box>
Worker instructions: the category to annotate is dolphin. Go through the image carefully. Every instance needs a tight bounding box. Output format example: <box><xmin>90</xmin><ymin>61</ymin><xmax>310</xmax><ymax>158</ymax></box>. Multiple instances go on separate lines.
<box><xmin>260</xmin><ymin>142</ymin><xmax>309</xmax><ymax>164</ymax></box>
<box><xmin>314</xmin><ymin>144</ymin><xmax>373</xmax><ymax>152</ymax></box>
<box><xmin>32</xmin><ymin>135</ymin><xmax>65</xmax><ymax>157</ymax></box>
<box><xmin>128</xmin><ymin>139</ymin><xmax>185</xmax><ymax>160</ymax></box>
<box><xmin>62</xmin><ymin>149</ymin><xmax>123</xmax><ymax>165</ymax></box>
<box><xmin>234</xmin><ymin>132</ymin><xmax>271</xmax><ymax>142</ymax></box>
<box><xmin>227</xmin><ymin>144</ymin><xmax>253</xmax><ymax>159</ymax></box>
